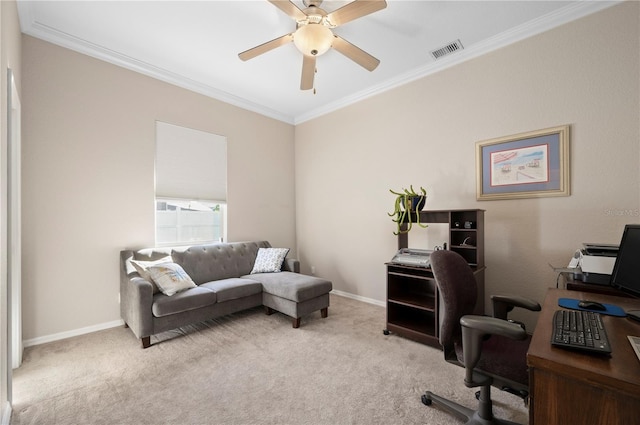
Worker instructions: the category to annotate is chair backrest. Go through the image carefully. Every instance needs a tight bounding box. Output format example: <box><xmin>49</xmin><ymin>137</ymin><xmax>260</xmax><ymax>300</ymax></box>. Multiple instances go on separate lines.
<box><xmin>430</xmin><ymin>250</ymin><xmax>477</xmax><ymax>348</ymax></box>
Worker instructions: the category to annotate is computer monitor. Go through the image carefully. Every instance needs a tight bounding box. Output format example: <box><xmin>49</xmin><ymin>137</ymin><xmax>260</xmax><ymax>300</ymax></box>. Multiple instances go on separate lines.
<box><xmin>610</xmin><ymin>224</ymin><xmax>640</xmax><ymax>297</ymax></box>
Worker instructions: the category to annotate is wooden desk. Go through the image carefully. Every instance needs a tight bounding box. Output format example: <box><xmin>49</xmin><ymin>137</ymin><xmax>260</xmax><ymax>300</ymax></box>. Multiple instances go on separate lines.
<box><xmin>562</xmin><ymin>273</ymin><xmax>636</xmax><ymax>298</ymax></box>
<box><xmin>527</xmin><ymin>289</ymin><xmax>640</xmax><ymax>425</ymax></box>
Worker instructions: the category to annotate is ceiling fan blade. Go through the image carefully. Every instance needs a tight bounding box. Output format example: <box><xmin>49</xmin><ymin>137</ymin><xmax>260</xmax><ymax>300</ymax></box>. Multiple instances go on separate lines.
<box><xmin>332</xmin><ymin>35</ymin><xmax>380</xmax><ymax>71</ymax></box>
<box><xmin>268</xmin><ymin>0</ymin><xmax>307</xmax><ymax>22</ymax></box>
<box><xmin>238</xmin><ymin>33</ymin><xmax>293</xmax><ymax>61</ymax></box>
<box><xmin>326</xmin><ymin>0</ymin><xmax>387</xmax><ymax>27</ymax></box>
<box><xmin>300</xmin><ymin>54</ymin><xmax>316</xmax><ymax>90</ymax></box>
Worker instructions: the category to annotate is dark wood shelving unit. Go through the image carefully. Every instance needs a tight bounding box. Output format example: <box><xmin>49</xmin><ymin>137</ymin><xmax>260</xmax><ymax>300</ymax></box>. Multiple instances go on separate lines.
<box><xmin>385</xmin><ymin>209</ymin><xmax>485</xmax><ymax>348</ymax></box>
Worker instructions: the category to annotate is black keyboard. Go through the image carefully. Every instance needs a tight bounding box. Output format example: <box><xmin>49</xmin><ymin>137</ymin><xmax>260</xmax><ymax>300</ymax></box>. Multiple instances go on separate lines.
<box><xmin>551</xmin><ymin>309</ymin><xmax>611</xmax><ymax>354</ymax></box>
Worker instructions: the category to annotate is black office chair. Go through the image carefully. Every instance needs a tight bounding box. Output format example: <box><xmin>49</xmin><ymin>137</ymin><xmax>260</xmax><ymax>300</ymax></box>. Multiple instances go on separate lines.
<box><xmin>421</xmin><ymin>250</ymin><xmax>541</xmax><ymax>425</ymax></box>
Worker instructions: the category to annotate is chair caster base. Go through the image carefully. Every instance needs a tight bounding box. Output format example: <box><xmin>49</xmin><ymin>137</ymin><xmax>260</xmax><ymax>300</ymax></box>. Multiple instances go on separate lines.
<box><xmin>421</xmin><ymin>394</ymin><xmax>432</xmax><ymax>406</ymax></box>
<box><xmin>421</xmin><ymin>390</ymin><xmax>523</xmax><ymax>425</ymax></box>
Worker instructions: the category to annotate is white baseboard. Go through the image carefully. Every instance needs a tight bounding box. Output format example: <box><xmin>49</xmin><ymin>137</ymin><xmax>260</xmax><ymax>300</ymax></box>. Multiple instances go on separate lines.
<box><xmin>1</xmin><ymin>401</ymin><xmax>11</xmax><ymax>425</ymax></box>
<box><xmin>21</xmin><ymin>292</ymin><xmax>379</xmax><ymax>348</ymax></box>
<box><xmin>331</xmin><ymin>289</ymin><xmax>385</xmax><ymax>308</ymax></box>
<box><xmin>23</xmin><ymin>319</ymin><xmax>124</xmax><ymax>348</ymax></box>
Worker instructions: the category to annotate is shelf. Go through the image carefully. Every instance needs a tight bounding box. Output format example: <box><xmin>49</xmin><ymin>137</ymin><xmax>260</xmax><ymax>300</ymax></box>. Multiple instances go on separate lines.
<box><xmin>387</xmin><ymin>208</ymin><xmax>485</xmax><ymax>347</ymax></box>
<box><xmin>386</xmin><ymin>323</ymin><xmax>439</xmax><ymax>346</ymax></box>
<box><xmin>388</xmin><ymin>270</ymin><xmax>432</xmax><ymax>280</ymax></box>
<box><xmin>387</xmin><ymin>318</ymin><xmax>435</xmax><ymax>337</ymax></box>
<box><xmin>388</xmin><ymin>293</ymin><xmax>435</xmax><ymax>311</ymax></box>
<box><xmin>387</xmin><ymin>302</ymin><xmax>436</xmax><ymax>336</ymax></box>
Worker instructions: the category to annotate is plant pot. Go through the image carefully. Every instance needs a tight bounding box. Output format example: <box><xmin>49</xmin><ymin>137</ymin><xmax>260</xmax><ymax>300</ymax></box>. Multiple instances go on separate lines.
<box><xmin>402</xmin><ymin>196</ymin><xmax>426</xmax><ymax>212</ymax></box>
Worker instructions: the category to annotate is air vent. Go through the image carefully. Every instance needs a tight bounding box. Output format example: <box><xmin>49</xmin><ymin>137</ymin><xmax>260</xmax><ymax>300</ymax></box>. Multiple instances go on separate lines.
<box><xmin>430</xmin><ymin>39</ymin><xmax>464</xmax><ymax>60</ymax></box>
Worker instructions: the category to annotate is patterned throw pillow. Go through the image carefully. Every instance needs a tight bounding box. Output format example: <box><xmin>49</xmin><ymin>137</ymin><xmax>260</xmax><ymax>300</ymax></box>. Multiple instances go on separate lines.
<box><xmin>147</xmin><ymin>263</ymin><xmax>197</xmax><ymax>296</ymax></box>
<box><xmin>250</xmin><ymin>248</ymin><xmax>290</xmax><ymax>274</ymax></box>
<box><xmin>130</xmin><ymin>256</ymin><xmax>173</xmax><ymax>281</ymax></box>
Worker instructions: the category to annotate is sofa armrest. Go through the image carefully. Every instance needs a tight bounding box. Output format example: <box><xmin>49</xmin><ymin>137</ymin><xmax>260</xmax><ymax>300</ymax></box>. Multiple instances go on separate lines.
<box><xmin>284</xmin><ymin>258</ymin><xmax>300</xmax><ymax>273</ymax></box>
<box><xmin>120</xmin><ymin>250</ymin><xmax>155</xmax><ymax>338</ymax></box>
<box><xmin>122</xmin><ymin>277</ymin><xmax>154</xmax><ymax>339</ymax></box>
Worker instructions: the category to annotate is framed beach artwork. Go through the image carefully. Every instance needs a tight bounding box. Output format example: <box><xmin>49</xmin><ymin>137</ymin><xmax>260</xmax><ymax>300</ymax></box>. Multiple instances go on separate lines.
<box><xmin>476</xmin><ymin>125</ymin><xmax>570</xmax><ymax>200</ymax></box>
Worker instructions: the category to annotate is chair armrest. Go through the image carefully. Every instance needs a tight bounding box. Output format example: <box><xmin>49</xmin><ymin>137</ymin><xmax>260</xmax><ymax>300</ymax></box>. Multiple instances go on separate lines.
<box><xmin>461</xmin><ymin>315</ymin><xmax>527</xmax><ymax>339</ymax></box>
<box><xmin>491</xmin><ymin>294</ymin><xmax>541</xmax><ymax>320</ymax></box>
<box><xmin>460</xmin><ymin>315</ymin><xmax>527</xmax><ymax>388</ymax></box>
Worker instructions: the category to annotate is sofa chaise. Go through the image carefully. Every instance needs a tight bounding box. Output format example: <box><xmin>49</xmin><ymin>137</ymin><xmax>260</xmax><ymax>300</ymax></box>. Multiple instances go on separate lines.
<box><xmin>120</xmin><ymin>241</ymin><xmax>332</xmax><ymax>348</ymax></box>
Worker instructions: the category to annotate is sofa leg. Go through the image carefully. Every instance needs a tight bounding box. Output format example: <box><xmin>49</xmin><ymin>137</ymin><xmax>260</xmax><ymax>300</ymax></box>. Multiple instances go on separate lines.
<box><xmin>293</xmin><ymin>317</ymin><xmax>301</xmax><ymax>328</ymax></box>
<box><xmin>265</xmin><ymin>306</ymin><xmax>275</xmax><ymax>316</ymax></box>
<box><xmin>321</xmin><ymin>307</ymin><xmax>328</xmax><ymax>318</ymax></box>
<box><xmin>141</xmin><ymin>336</ymin><xmax>151</xmax><ymax>349</ymax></box>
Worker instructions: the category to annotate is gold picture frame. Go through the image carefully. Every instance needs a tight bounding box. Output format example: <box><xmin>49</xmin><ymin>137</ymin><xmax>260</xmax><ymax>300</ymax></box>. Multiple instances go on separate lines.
<box><xmin>476</xmin><ymin>125</ymin><xmax>570</xmax><ymax>201</ymax></box>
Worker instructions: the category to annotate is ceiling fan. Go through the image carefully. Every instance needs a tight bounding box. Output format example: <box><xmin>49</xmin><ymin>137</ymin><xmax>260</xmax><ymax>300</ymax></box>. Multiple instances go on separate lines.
<box><xmin>238</xmin><ymin>0</ymin><xmax>387</xmax><ymax>91</ymax></box>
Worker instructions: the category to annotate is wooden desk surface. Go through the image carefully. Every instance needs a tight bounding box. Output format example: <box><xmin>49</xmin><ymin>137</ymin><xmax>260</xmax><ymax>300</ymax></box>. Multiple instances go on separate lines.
<box><xmin>562</xmin><ymin>273</ymin><xmax>637</xmax><ymax>298</ymax></box>
<box><xmin>527</xmin><ymin>289</ymin><xmax>640</xmax><ymax>424</ymax></box>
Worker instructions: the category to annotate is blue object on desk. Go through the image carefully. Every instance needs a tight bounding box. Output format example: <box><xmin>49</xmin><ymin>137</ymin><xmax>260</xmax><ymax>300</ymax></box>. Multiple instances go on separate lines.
<box><xmin>558</xmin><ymin>298</ymin><xmax>626</xmax><ymax>317</ymax></box>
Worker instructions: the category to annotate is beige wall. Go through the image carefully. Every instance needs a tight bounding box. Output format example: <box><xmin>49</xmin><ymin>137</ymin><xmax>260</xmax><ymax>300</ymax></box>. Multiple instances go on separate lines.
<box><xmin>19</xmin><ymin>2</ymin><xmax>640</xmax><ymax>343</ymax></box>
<box><xmin>21</xmin><ymin>36</ymin><xmax>296</xmax><ymax>342</ymax></box>
<box><xmin>295</xmin><ymin>2</ymin><xmax>640</xmax><ymax>328</ymax></box>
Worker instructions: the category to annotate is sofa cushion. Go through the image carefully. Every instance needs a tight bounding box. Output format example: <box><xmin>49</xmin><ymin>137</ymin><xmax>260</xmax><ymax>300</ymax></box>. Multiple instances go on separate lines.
<box><xmin>245</xmin><ymin>272</ymin><xmax>332</xmax><ymax>302</ymax></box>
<box><xmin>200</xmin><ymin>278</ymin><xmax>263</xmax><ymax>303</ymax></box>
<box><xmin>147</xmin><ymin>263</ymin><xmax>197</xmax><ymax>296</ymax></box>
<box><xmin>250</xmin><ymin>248</ymin><xmax>289</xmax><ymax>274</ymax></box>
<box><xmin>152</xmin><ymin>286</ymin><xmax>217</xmax><ymax>317</ymax></box>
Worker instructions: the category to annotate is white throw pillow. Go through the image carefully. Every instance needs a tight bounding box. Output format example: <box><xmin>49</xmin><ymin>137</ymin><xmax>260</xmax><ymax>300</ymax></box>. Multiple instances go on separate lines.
<box><xmin>250</xmin><ymin>248</ymin><xmax>290</xmax><ymax>274</ymax></box>
<box><xmin>147</xmin><ymin>263</ymin><xmax>197</xmax><ymax>296</ymax></box>
<box><xmin>130</xmin><ymin>256</ymin><xmax>173</xmax><ymax>281</ymax></box>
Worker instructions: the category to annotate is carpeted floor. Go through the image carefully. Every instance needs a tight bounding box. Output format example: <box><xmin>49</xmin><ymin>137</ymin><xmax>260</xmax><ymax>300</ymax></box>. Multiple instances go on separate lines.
<box><xmin>11</xmin><ymin>294</ymin><xmax>528</xmax><ymax>425</ymax></box>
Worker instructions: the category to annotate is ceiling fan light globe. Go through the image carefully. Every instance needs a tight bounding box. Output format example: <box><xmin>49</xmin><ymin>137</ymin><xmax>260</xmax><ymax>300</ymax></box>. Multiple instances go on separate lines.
<box><xmin>293</xmin><ymin>24</ymin><xmax>333</xmax><ymax>56</ymax></box>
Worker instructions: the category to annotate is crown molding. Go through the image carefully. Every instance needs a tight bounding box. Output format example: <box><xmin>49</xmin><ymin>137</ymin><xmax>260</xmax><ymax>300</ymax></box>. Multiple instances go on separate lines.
<box><xmin>17</xmin><ymin>1</ymin><xmax>295</xmax><ymax>125</ymax></box>
<box><xmin>18</xmin><ymin>1</ymin><xmax>621</xmax><ymax>126</ymax></box>
<box><xmin>294</xmin><ymin>0</ymin><xmax>622</xmax><ymax>124</ymax></box>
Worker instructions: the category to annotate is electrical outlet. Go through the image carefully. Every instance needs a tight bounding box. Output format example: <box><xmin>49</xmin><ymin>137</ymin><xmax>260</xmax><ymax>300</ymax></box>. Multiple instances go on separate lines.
<box><xmin>311</xmin><ymin>266</ymin><xmax>316</xmax><ymax>275</ymax></box>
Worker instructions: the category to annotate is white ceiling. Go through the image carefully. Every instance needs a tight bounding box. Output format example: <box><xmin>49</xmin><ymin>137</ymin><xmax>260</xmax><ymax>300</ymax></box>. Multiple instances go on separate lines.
<box><xmin>17</xmin><ymin>1</ymin><xmax>619</xmax><ymax>124</ymax></box>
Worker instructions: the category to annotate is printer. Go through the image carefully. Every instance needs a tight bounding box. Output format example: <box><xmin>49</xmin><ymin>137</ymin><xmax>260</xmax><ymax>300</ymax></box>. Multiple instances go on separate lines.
<box><xmin>390</xmin><ymin>248</ymin><xmax>433</xmax><ymax>268</ymax></box>
<box><xmin>580</xmin><ymin>243</ymin><xmax>618</xmax><ymax>285</ymax></box>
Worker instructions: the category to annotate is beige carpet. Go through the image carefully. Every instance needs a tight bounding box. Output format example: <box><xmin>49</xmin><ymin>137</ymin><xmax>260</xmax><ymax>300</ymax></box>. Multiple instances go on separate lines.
<box><xmin>11</xmin><ymin>295</ymin><xmax>528</xmax><ymax>425</ymax></box>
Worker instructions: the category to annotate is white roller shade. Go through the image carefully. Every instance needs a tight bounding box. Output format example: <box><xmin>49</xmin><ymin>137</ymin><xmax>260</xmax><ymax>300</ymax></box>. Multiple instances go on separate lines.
<box><xmin>155</xmin><ymin>121</ymin><xmax>227</xmax><ymax>201</ymax></box>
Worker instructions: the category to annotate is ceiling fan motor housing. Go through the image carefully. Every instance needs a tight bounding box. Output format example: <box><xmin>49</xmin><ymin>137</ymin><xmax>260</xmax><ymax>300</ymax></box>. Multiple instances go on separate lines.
<box><xmin>303</xmin><ymin>0</ymin><xmax>323</xmax><ymax>8</ymax></box>
<box><xmin>298</xmin><ymin>5</ymin><xmax>331</xmax><ymax>27</ymax></box>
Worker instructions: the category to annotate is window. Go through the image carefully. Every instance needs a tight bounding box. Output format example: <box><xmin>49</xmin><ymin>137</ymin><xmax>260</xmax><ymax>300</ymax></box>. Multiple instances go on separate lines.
<box><xmin>155</xmin><ymin>198</ymin><xmax>225</xmax><ymax>245</ymax></box>
<box><xmin>155</xmin><ymin>122</ymin><xmax>227</xmax><ymax>245</ymax></box>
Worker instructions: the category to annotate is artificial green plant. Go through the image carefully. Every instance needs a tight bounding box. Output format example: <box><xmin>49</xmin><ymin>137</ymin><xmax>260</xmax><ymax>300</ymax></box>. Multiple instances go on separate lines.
<box><xmin>388</xmin><ymin>186</ymin><xmax>428</xmax><ymax>235</ymax></box>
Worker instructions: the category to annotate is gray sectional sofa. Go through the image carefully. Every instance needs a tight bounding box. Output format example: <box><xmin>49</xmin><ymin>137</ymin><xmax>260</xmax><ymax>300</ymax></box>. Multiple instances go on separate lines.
<box><xmin>120</xmin><ymin>241</ymin><xmax>332</xmax><ymax>348</ymax></box>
